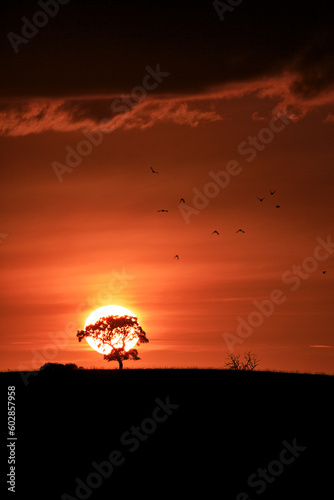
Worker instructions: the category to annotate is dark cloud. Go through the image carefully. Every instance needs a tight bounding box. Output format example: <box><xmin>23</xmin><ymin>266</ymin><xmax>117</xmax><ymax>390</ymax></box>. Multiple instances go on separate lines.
<box><xmin>0</xmin><ymin>0</ymin><xmax>333</xmax><ymax>98</ymax></box>
<box><xmin>289</xmin><ymin>33</ymin><xmax>334</xmax><ymax>98</ymax></box>
<box><xmin>0</xmin><ymin>94</ymin><xmax>225</xmax><ymax>136</ymax></box>
<box><xmin>57</xmin><ymin>98</ymin><xmax>116</xmax><ymax>123</ymax></box>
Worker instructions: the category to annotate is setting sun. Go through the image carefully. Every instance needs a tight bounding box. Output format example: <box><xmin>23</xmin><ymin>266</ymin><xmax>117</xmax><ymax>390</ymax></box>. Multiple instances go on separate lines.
<box><xmin>84</xmin><ymin>305</ymin><xmax>139</xmax><ymax>354</ymax></box>
<box><xmin>1</xmin><ymin>2</ymin><xmax>334</xmax><ymax>498</ymax></box>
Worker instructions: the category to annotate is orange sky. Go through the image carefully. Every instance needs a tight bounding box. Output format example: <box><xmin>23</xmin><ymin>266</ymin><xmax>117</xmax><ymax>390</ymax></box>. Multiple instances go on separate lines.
<box><xmin>1</xmin><ymin>1</ymin><xmax>334</xmax><ymax>374</ymax></box>
<box><xmin>1</xmin><ymin>88</ymin><xmax>334</xmax><ymax>374</ymax></box>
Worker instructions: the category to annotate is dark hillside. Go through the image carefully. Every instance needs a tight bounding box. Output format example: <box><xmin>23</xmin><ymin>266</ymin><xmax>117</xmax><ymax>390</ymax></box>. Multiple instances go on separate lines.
<box><xmin>1</xmin><ymin>369</ymin><xmax>332</xmax><ymax>499</ymax></box>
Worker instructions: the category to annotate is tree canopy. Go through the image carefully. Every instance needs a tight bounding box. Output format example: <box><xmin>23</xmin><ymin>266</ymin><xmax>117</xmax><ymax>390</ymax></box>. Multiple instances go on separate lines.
<box><xmin>77</xmin><ymin>315</ymin><xmax>148</xmax><ymax>370</ymax></box>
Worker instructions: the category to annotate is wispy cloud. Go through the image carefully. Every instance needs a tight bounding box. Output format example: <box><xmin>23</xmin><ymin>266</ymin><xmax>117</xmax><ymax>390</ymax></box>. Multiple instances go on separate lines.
<box><xmin>323</xmin><ymin>113</ymin><xmax>334</xmax><ymax>123</ymax></box>
<box><xmin>0</xmin><ymin>96</ymin><xmax>223</xmax><ymax>137</ymax></box>
<box><xmin>309</xmin><ymin>345</ymin><xmax>333</xmax><ymax>348</ymax></box>
<box><xmin>210</xmin><ymin>72</ymin><xmax>334</xmax><ymax>121</ymax></box>
<box><xmin>252</xmin><ymin>111</ymin><xmax>266</xmax><ymax>122</ymax></box>
<box><xmin>1</xmin><ymin>71</ymin><xmax>334</xmax><ymax>137</ymax></box>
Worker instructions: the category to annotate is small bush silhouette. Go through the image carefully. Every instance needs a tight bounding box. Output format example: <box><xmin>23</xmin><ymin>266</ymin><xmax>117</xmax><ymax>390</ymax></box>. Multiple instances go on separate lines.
<box><xmin>224</xmin><ymin>351</ymin><xmax>260</xmax><ymax>371</ymax></box>
<box><xmin>39</xmin><ymin>362</ymin><xmax>80</xmax><ymax>373</ymax></box>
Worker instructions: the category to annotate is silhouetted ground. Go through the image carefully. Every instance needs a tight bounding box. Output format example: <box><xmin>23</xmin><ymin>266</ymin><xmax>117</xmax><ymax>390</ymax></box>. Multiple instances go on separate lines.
<box><xmin>1</xmin><ymin>368</ymin><xmax>333</xmax><ymax>499</ymax></box>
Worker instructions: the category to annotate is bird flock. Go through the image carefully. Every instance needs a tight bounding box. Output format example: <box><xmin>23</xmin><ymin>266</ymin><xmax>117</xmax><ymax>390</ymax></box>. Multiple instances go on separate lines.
<box><xmin>149</xmin><ymin>167</ymin><xmax>327</xmax><ymax>274</ymax></box>
<box><xmin>208</xmin><ymin>190</ymin><xmax>281</xmax><ymax>236</ymax></box>
<box><xmin>257</xmin><ymin>190</ymin><xmax>280</xmax><ymax>208</ymax></box>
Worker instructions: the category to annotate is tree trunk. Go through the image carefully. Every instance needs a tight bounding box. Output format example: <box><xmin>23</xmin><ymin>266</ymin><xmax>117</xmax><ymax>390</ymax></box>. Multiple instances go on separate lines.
<box><xmin>118</xmin><ymin>358</ymin><xmax>123</xmax><ymax>370</ymax></box>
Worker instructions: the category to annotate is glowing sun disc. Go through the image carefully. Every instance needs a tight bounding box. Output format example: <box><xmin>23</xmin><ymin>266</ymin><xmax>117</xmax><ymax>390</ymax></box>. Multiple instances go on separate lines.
<box><xmin>84</xmin><ymin>305</ymin><xmax>138</xmax><ymax>355</ymax></box>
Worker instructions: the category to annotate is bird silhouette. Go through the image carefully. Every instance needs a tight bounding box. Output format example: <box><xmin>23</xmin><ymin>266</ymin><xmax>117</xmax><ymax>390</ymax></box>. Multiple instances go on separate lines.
<box><xmin>236</xmin><ymin>229</ymin><xmax>245</xmax><ymax>233</ymax></box>
<box><xmin>179</xmin><ymin>198</ymin><xmax>185</xmax><ymax>204</ymax></box>
<box><xmin>257</xmin><ymin>197</ymin><xmax>265</xmax><ymax>202</ymax></box>
<box><xmin>174</xmin><ymin>255</ymin><xmax>179</xmax><ymax>260</ymax></box>
<box><xmin>322</xmin><ymin>270</ymin><xmax>327</xmax><ymax>274</ymax></box>
<box><xmin>276</xmin><ymin>205</ymin><xmax>281</xmax><ymax>208</ymax></box>
<box><xmin>212</xmin><ymin>230</ymin><xmax>219</xmax><ymax>235</ymax></box>
<box><xmin>270</xmin><ymin>190</ymin><xmax>276</xmax><ymax>195</ymax></box>
<box><xmin>150</xmin><ymin>167</ymin><xmax>158</xmax><ymax>174</ymax></box>
<box><xmin>157</xmin><ymin>209</ymin><xmax>168</xmax><ymax>212</ymax></box>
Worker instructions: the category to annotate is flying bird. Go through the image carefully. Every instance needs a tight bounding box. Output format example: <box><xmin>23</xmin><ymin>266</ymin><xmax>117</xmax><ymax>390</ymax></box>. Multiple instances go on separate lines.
<box><xmin>212</xmin><ymin>230</ymin><xmax>220</xmax><ymax>235</ymax></box>
<box><xmin>236</xmin><ymin>229</ymin><xmax>245</xmax><ymax>233</ymax></box>
<box><xmin>270</xmin><ymin>190</ymin><xmax>276</xmax><ymax>195</ymax></box>
<box><xmin>276</xmin><ymin>205</ymin><xmax>281</xmax><ymax>208</ymax></box>
<box><xmin>150</xmin><ymin>167</ymin><xmax>158</xmax><ymax>174</ymax></box>
<box><xmin>257</xmin><ymin>197</ymin><xmax>265</xmax><ymax>202</ymax></box>
<box><xmin>179</xmin><ymin>198</ymin><xmax>185</xmax><ymax>204</ymax></box>
<box><xmin>157</xmin><ymin>209</ymin><xmax>168</xmax><ymax>212</ymax></box>
<box><xmin>322</xmin><ymin>270</ymin><xmax>327</xmax><ymax>274</ymax></box>
<box><xmin>174</xmin><ymin>255</ymin><xmax>179</xmax><ymax>260</ymax></box>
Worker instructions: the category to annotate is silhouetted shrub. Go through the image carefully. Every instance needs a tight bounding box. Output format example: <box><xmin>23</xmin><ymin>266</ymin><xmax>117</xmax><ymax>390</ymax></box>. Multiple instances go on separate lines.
<box><xmin>39</xmin><ymin>362</ymin><xmax>80</xmax><ymax>373</ymax></box>
<box><xmin>224</xmin><ymin>351</ymin><xmax>260</xmax><ymax>371</ymax></box>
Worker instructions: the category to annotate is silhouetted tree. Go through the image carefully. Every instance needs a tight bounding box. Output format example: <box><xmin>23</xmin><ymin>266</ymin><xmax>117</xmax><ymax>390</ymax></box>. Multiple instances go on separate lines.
<box><xmin>242</xmin><ymin>351</ymin><xmax>260</xmax><ymax>371</ymax></box>
<box><xmin>224</xmin><ymin>351</ymin><xmax>260</xmax><ymax>371</ymax></box>
<box><xmin>224</xmin><ymin>353</ymin><xmax>241</xmax><ymax>370</ymax></box>
<box><xmin>77</xmin><ymin>315</ymin><xmax>148</xmax><ymax>370</ymax></box>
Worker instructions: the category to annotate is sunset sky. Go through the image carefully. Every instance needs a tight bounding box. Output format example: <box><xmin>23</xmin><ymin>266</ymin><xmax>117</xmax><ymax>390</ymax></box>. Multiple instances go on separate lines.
<box><xmin>1</xmin><ymin>0</ymin><xmax>334</xmax><ymax>374</ymax></box>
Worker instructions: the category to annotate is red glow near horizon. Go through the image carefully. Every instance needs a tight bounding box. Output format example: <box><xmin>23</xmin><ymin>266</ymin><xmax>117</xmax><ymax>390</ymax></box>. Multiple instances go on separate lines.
<box><xmin>1</xmin><ymin>82</ymin><xmax>334</xmax><ymax>375</ymax></box>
